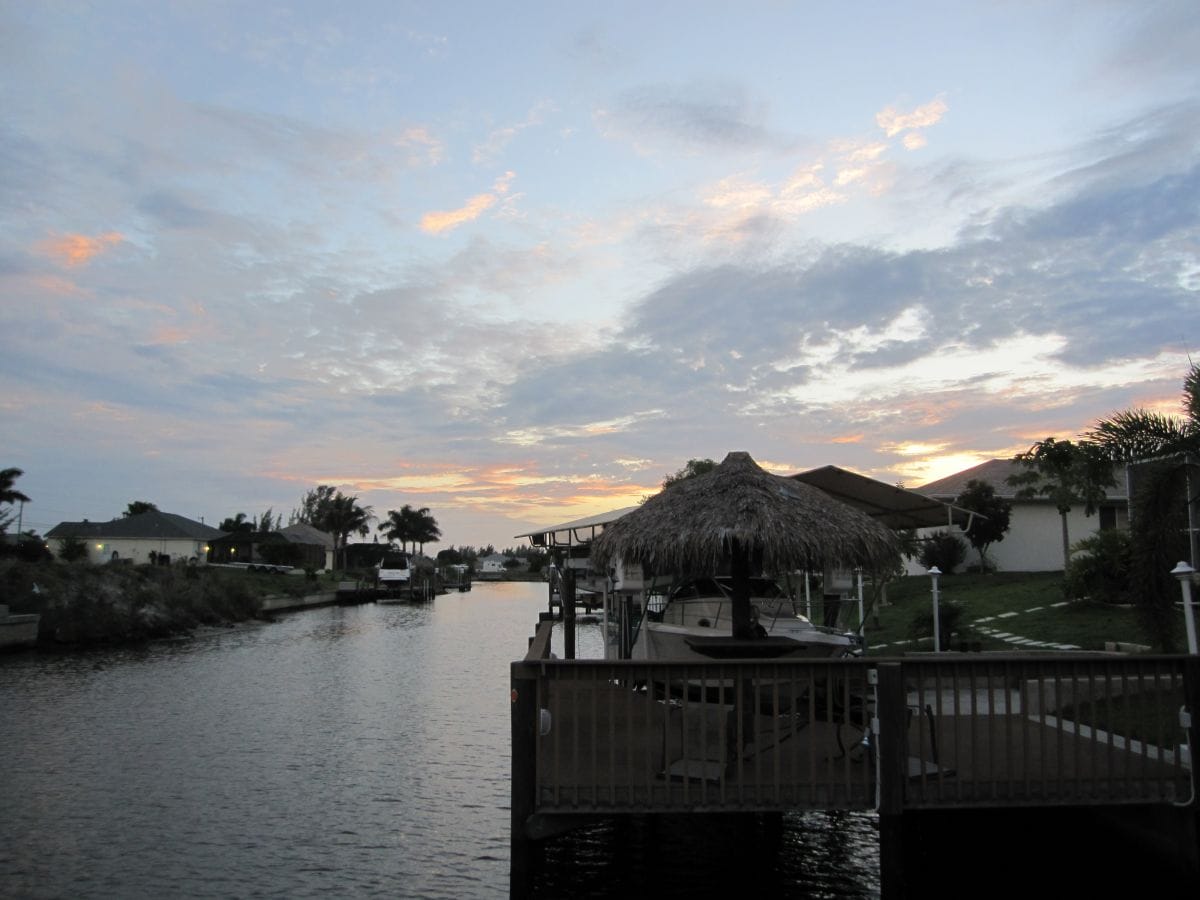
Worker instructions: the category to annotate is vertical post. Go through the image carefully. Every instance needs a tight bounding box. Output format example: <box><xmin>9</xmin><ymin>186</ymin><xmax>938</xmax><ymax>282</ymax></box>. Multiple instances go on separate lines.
<box><xmin>876</xmin><ymin>662</ymin><xmax>908</xmax><ymax>899</ymax></box>
<box><xmin>1172</xmin><ymin>563</ymin><xmax>1198</xmax><ymax>655</ymax></box>
<box><xmin>856</xmin><ymin>569</ymin><xmax>865</xmax><ymax>640</ymax></box>
<box><xmin>804</xmin><ymin>570</ymin><xmax>812</xmax><ymax>620</ymax></box>
<box><xmin>510</xmin><ymin>662</ymin><xmax>538</xmax><ymax>894</ymax></box>
<box><xmin>929</xmin><ymin>567</ymin><xmax>942</xmax><ymax>653</ymax></box>
<box><xmin>563</xmin><ymin>566</ymin><xmax>576</xmax><ymax>660</ymax></box>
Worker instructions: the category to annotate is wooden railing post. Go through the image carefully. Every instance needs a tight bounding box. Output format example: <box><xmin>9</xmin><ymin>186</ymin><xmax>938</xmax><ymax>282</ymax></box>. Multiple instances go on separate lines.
<box><xmin>876</xmin><ymin>662</ymin><xmax>908</xmax><ymax>900</ymax></box>
<box><xmin>510</xmin><ymin>661</ymin><xmax>539</xmax><ymax>894</ymax></box>
<box><xmin>563</xmin><ymin>566</ymin><xmax>576</xmax><ymax>660</ymax></box>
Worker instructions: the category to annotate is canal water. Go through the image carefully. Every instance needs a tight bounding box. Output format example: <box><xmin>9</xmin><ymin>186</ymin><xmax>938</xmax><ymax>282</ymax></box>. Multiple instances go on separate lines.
<box><xmin>0</xmin><ymin>582</ymin><xmax>879</xmax><ymax>898</ymax></box>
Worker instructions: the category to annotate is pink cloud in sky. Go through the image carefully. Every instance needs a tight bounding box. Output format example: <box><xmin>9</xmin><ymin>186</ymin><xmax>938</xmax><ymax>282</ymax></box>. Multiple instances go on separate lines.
<box><xmin>419</xmin><ymin>172</ymin><xmax>516</xmax><ymax>235</ymax></box>
<box><xmin>875</xmin><ymin>97</ymin><xmax>948</xmax><ymax>138</ymax></box>
<box><xmin>38</xmin><ymin>231</ymin><xmax>124</xmax><ymax>267</ymax></box>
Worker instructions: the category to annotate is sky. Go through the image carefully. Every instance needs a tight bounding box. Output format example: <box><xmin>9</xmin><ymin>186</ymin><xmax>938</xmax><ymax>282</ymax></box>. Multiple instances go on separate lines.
<box><xmin>2</xmin><ymin>0</ymin><xmax>1198</xmax><ymax>551</ymax></box>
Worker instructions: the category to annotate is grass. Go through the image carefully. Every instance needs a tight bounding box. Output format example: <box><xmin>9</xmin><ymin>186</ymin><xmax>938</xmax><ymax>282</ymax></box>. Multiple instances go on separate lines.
<box><xmin>861</xmin><ymin>571</ymin><xmax>1182</xmax><ymax>654</ymax></box>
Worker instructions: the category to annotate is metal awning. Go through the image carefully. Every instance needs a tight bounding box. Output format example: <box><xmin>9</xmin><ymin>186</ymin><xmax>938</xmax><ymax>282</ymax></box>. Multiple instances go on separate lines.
<box><xmin>792</xmin><ymin>465</ymin><xmax>976</xmax><ymax>530</ymax></box>
<box><xmin>515</xmin><ymin>505</ymin><xmax>639</xmax><ymax>548</ymax></box>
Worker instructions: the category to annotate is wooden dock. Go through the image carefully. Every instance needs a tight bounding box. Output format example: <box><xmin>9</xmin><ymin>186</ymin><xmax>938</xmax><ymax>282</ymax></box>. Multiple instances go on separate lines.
<box><xmin>511</xmin><ymin>624</ymin><xmax>1200</xmax><ymax>895</ymax></box>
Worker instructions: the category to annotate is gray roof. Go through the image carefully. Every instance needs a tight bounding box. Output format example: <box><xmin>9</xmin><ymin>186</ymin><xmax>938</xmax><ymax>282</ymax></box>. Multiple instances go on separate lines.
<box><xmin>278</xmin><ymin>522</ymin><xmax>335</xmax><ymax>548</ymax></box>
<box><xmin>919</xmin><ymin>458</ymin><xmax>1127</xmax><ymax>502</ymax></box>
<box><xmin>46</xmin><ymin>510</ymin><xmax>223</xmax><ymax>541</ymax></box>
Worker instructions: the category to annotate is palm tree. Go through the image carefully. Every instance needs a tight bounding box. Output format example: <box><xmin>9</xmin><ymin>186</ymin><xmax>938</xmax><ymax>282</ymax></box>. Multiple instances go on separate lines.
<box><xmin>1006</xmin><ymin>438</ymin><xmax>1115</xmax><ymax>569</ymax></box>
<box><xmin>412</xmin><ymin>509</ymin><xmax>441</xmax><ymax>555</ymax></box>
<box><xmin>382</xmin><ymin>506</ymin><xmax>415</xmax><ymax>552</ymax></box>
<box><xmin>322</xmin><ymin>494</ymin><xmax>374</xmax><ymax>570</ymax></box>
<box><xmin>1086</xmin><ymin>363</ymin><xmax>1199</xmax><ymax>460</ymax></box>
<box><xmin>1084</xmin><ymin>363</ymin><xmax>1200</xmax><ymax>649</ymax></box>
<box><xmin>1</xmin><ymin>467</ymin><xmax>30</xmax><ymax>533</ymax></box>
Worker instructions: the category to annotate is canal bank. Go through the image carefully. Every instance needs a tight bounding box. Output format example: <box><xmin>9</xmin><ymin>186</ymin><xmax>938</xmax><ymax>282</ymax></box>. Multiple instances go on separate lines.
<box><xmin>0</xmin><ymin>582</ymin><xmax>883</xmax><ymax>898</ymax></box>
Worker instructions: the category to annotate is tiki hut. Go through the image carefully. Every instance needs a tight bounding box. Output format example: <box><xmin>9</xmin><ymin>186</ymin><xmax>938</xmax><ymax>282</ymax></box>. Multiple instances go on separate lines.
<box><xmin>590</xmin><ymin>451</ymin><xmax>901</xmax><ymax>640</ymax></box>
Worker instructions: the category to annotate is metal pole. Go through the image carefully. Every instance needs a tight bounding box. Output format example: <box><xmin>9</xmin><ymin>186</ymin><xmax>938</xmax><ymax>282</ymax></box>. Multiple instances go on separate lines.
<box><xmin>1172</xmin><ymin>562</ymin><xmax>1198</xmax><ymax>655</ymax></box>
<box><xmin>804</xmin><ymin>570</ymin><xmax>812</xmax><ymax>620</ymax></box>
<box><xmin>929</xmin><ymin>567</ymin><xmax>942</xmax><ymax>652</ymax></box>
<box><xmin>856</xmin><ymin>568</ymin><xmax>865</xmax><ymax>639</ymax></box>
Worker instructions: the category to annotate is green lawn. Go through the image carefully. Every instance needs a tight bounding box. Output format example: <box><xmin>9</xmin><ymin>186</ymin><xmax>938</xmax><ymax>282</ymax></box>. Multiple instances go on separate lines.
<box><xmin>859</xmin><ymin>571</ymin><xmax>1181</xmax><ymax>654</ymax></box>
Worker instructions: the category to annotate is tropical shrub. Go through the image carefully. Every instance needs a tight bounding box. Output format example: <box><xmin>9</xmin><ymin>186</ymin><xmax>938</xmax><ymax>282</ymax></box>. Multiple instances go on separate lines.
<box><xmin>1063</xmin><ymin>528</ymin><xmax>1133</xmax><ymax>604</ymax></box>
<box><xmin>918</xmin><ymin>530</ymin><xmax>967</xmax><ymax>574</ymax></box>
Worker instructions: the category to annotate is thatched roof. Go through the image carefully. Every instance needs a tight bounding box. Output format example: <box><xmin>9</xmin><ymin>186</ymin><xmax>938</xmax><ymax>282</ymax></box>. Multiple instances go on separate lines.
<box><xmin>590</xmin><ymin>451</ymin><xmax>900</xmax><ymax>575</ymax></box>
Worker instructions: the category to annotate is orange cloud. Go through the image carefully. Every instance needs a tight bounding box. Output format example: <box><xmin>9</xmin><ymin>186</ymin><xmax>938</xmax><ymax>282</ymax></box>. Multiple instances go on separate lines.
<box><xmin>831</xmin><ymin>433</ymin><xmax>865</xmax><ymax>444</ymax></box>
<box><xmin>419</xmin><ymin>172</ymin><xmax>516</xmax><ymax>235</ymax></box>
<box><xmin>38</xmin><ymin>231</ymin><xmax>124</xmax><ymax>268</ymax></box>
<box><xmin>876</xmin><ymin>97</ymin><xmax>948</xmax><ymax>138</ymax></box>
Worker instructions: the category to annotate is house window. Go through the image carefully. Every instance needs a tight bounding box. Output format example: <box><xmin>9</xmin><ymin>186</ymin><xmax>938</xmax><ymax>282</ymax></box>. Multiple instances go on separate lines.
<box><xmin>1099</xmin><ymin>506</ymin><xmax>1128</xmax><ymax>531</ymax></box>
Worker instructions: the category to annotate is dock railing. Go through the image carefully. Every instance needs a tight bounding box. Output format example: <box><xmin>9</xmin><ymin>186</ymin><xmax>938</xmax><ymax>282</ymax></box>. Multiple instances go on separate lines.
<box><xmin>512</xmin><ymin>651</ymin><xmax>1197</xmax><ymax>829</ymax></box>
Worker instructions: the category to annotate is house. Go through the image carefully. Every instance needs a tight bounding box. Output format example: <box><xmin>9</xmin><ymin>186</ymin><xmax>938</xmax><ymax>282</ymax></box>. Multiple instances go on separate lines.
<box><xmin>46</xmin><ymin>510</ymin><xmax>224</xmax><ymax>566</ymax></box>
<box><xmin>478</xmin><ymin>554</ymin><xmax>510</xmax><ymax>579</ymax></box>
<box><xmin>916</xmin><ymin>458</ymin><xmax>1128</xmax><ymax>573</ymax></box>
<box><xmin>208</xmin><ymin>522</ymin><xmax>334</xmax><ymax>571</ymax></box>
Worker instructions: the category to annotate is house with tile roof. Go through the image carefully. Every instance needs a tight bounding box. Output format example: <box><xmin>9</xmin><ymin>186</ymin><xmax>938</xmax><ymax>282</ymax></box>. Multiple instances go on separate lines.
<box><xmin>46</xmin><ymin>510</ymin><xmax>225</xmax><ymax>566</ymax></box>
<box><xmin>917</xmin><ymin>458</ymin><xmax>1128</xmax><ymax>572</ymax></box>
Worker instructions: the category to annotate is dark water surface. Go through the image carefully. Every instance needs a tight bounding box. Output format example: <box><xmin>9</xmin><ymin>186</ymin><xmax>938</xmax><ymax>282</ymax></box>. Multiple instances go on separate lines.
<box><xmin>0</xmin><ymin>582</ymin><xmax>879</xmax><ymax>898</ymax></box>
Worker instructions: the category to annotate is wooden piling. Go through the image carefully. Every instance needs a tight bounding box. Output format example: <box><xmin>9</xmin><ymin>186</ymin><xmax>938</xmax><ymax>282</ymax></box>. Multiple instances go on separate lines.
<box><xmin>875</xmin><ymin>662</ymin><xmax>907</xmax><ymax>900</ymax></box>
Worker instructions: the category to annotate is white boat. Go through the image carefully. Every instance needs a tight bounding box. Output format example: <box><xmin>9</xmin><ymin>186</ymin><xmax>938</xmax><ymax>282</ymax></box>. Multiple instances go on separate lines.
<box><xmin>632</xmin><ymin>576</ymin><xmax>861</xmax><ymax>661</ymax></box>
<box><xmin>375</xmin><ymin>550</ymin><xmax>411</xmax><ymax>602</ymax></box>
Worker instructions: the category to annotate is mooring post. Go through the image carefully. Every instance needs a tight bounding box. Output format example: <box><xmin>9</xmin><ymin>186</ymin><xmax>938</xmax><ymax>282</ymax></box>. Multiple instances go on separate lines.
<box><xmin>876</xmin><ymin>662</ymin><xmax>908</xmax><ymax>900</ymax></box>
<box><xmin>563</xmin><ymin>566</ymin><xmax>576</xmax><ymax>660</ymax></box>
<box><xmin>510</xmin><ymin>661</ymin><xmax>538</xmax><ymax>895</ymax></box>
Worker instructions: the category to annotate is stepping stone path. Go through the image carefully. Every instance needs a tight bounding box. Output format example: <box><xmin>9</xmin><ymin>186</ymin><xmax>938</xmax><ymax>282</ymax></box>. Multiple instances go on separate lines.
<box><xmin>870</xmin><ymin>598</ymin><xmax>1082</xmax><ymax>651</ymax></box>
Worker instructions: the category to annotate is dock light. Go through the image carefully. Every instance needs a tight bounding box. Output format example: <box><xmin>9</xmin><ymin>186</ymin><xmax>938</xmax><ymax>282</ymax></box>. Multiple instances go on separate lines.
<box><xmin>928</xmin><ymin>566</ymin><xmax>942</xmax><ymax>653</ymax></box>
<box><xmin>1171</xmin><ymin>562</ymin><xmax>1198</xmax><ymax>655</ymax></box>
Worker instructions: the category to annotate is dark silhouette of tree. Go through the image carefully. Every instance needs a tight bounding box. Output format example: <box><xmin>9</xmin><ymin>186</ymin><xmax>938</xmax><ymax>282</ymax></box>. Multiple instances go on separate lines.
<box><xmin>383</xmin><ymin>504</ymin><xmax>440</xmax><ymax>554</ymax></box>
<box><xmin>123</xmin><ymin>500</ymin><xmax>158</xmax><ymax>517</ymax></box>
<box><xmin>954</xmin><ymin>479</ymin><xmax>1013</xmax><ymax>571</ymax></box>
<box><xmin>321</xmin><ymin>493</ymin><xmax>374</xmax><ymax>569</ymax></box>
<box><xmin>0</xmin><ymin>467</ymin><xmax>30</xmax><ymax>533</ymax></box>
<box><xmin>1085</xmin><ymin>363</ymin><xmax>1200</xmax><ymax>649</ymax></box>
<box><xmin>1007</xmin><ymin>438</ymin><xmax>1114</xmax><ymax>569</ymax></box>
<box><xmin>219</xmin><ymin>513</ymin><xmax>255</xmax><ymax>533</ymax></box>
<box><xmin>662</xmin><ymin>458</ymin><xmax>716</xmax><ymax>489</ymax></box>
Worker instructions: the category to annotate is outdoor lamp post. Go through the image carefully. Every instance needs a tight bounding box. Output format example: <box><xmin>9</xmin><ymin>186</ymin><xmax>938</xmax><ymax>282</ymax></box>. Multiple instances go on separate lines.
<box><xmin>1171</xmin><ymin>561</ymin><xmax>1198</xmax><ymax>655</ymax></box>
<box><xmin>928</xmin><ymin>566</ymin><xmax>942</xmax><ymax>653</ymax></box>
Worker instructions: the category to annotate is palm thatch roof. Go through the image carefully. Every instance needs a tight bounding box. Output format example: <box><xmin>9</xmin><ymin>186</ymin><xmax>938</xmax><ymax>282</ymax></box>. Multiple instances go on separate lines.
<box><xmin>590</xmin><ymin>451</ymin><xmax>900</xmax><ymax>575</ymax></box>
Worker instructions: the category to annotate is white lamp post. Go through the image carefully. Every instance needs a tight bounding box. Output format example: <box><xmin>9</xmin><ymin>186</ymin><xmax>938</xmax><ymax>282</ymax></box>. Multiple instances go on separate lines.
<box><xmin>1171</xmin><ymin>561</ymin><xmax>1198</xmax><ymax>655</ymax></box>
<box><xmin>928</xmin><ymin>566</ymin><xmax>942</xmax><ymax>652</ymax></box>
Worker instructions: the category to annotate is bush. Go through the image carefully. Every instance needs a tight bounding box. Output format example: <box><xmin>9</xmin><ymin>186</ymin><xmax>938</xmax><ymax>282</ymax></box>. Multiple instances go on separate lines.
<box><xmin>1064</xmin><ymin>528</ymin><xmax>1132</xmax><ymax>605</ymax></box>
<box><xmin>909</xmin><ymin>600</ymin><xmax>967</xmax><ymax>648</ymax></box>
<box><xmin>918</xmin><ymin>531</ymin><xmax>967</xmax><ymax>574</ymax></box>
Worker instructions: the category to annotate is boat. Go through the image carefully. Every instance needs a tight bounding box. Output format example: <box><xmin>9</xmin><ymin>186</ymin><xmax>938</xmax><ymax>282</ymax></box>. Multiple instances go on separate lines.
<box><xmin>375</xmin><ymin>550</ymin><xmax>411</xmax><ymax>603</ymax></box>
<box><xmin>632</xmin><ymin>575</ymin><xmax>862</xmax><ymax>662</ymax></box>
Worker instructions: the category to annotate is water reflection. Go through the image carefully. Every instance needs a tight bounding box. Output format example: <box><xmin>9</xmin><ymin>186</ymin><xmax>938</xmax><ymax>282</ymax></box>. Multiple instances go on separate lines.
<box><xmin>0</xmin><ymin>582</ymin><xmax>879</xmax><ymax>898</ymax></box>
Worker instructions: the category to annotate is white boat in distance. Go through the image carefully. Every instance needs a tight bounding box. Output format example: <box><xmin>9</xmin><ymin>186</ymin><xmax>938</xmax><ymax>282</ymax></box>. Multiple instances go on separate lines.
<box><xmin>633</xmin><ymin>575</ymin><xmax>861</xmax><ymax>661</ymax></box>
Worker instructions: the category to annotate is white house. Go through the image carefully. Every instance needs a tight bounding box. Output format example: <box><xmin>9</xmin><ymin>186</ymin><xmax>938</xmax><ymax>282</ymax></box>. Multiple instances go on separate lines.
<box><xmin>46</xmin><ymin>510</ymin><xmax>224</xmax><ymax>565</ymax></box>
<box><xmin>917</xmin><ymin>458</ymin><xmax>1128</xmax><ymax>573</ymax></box>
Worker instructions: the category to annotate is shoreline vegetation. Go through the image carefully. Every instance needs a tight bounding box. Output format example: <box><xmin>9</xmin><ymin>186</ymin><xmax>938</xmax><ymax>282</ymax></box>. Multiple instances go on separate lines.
<box><xmin>1</xmin><ymin>559</ymin><xmax>308</xmax><ymax>649</ymax></box>
<box><xmin>0</xmin><ymin>559</ymin><xmax>548</xmax><ymax>651</ymax></box>
<box><xmin>3</xmin><ymin>559</ymin><xmax>1172</xmax><ymax>654</ymax></box>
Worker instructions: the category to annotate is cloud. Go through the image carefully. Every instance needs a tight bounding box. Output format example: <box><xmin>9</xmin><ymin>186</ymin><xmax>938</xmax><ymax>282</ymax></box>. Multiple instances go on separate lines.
<box><xmin>875</xmin><ymin>97</ymin><xmax>948</xmax><ymax>138</ymax></box>
<box><xmin>395</xmin><ymin>126</ymin><xmax>445</xmax><ymax>167</ymax></box>
<box><xmin>419</xmin><ymin>172</ymin><xmax>517</xmax><ymax>235</ymax></box>
<box><xmin>36</xmin><ymin>232</ymin><xmax>124</xmax><ymax>267</ymax></box>
<box><xmin>597</xmin><ymin>82</ymin><xmax>785</xmax><ymax>154</ymax></box>
<box><xmin>473</xmin><ymin>101</ymin><xmax>554</xmax><ymax>164</ymax></box>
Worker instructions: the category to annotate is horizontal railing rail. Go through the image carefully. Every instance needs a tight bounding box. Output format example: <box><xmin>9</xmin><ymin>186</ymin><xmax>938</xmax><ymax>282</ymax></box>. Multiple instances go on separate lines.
<box><xmin>512</xmin><ymin>654</ymin><xmax>1196</xmax><ymax>820</ymax></box>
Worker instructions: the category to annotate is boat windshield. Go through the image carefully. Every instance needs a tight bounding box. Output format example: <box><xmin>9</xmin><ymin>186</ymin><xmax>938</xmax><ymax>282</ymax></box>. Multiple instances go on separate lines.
<box><xmin>669</xmin><ymin>576</ymin><xmax>785</xmax><ymax>600</ymax></box>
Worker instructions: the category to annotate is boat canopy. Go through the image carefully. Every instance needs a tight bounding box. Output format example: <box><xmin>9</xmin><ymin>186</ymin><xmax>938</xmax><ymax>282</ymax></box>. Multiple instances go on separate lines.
<box><xmin>791</xmin><ymin>465</ymin><xmax>978</xmax><ymax>530</ymax></box>
<box><xmin>514</xmin><ymin>506</ymin><xmax>640</xmax><ymax>549</ymax></box>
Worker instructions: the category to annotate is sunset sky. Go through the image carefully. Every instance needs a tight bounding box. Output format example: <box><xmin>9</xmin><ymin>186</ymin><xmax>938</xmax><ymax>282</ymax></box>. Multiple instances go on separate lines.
<box><xmin>3</xmin><ymin>1</ymin><xmax>1197</xmax><ymax>550</ymax></box>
